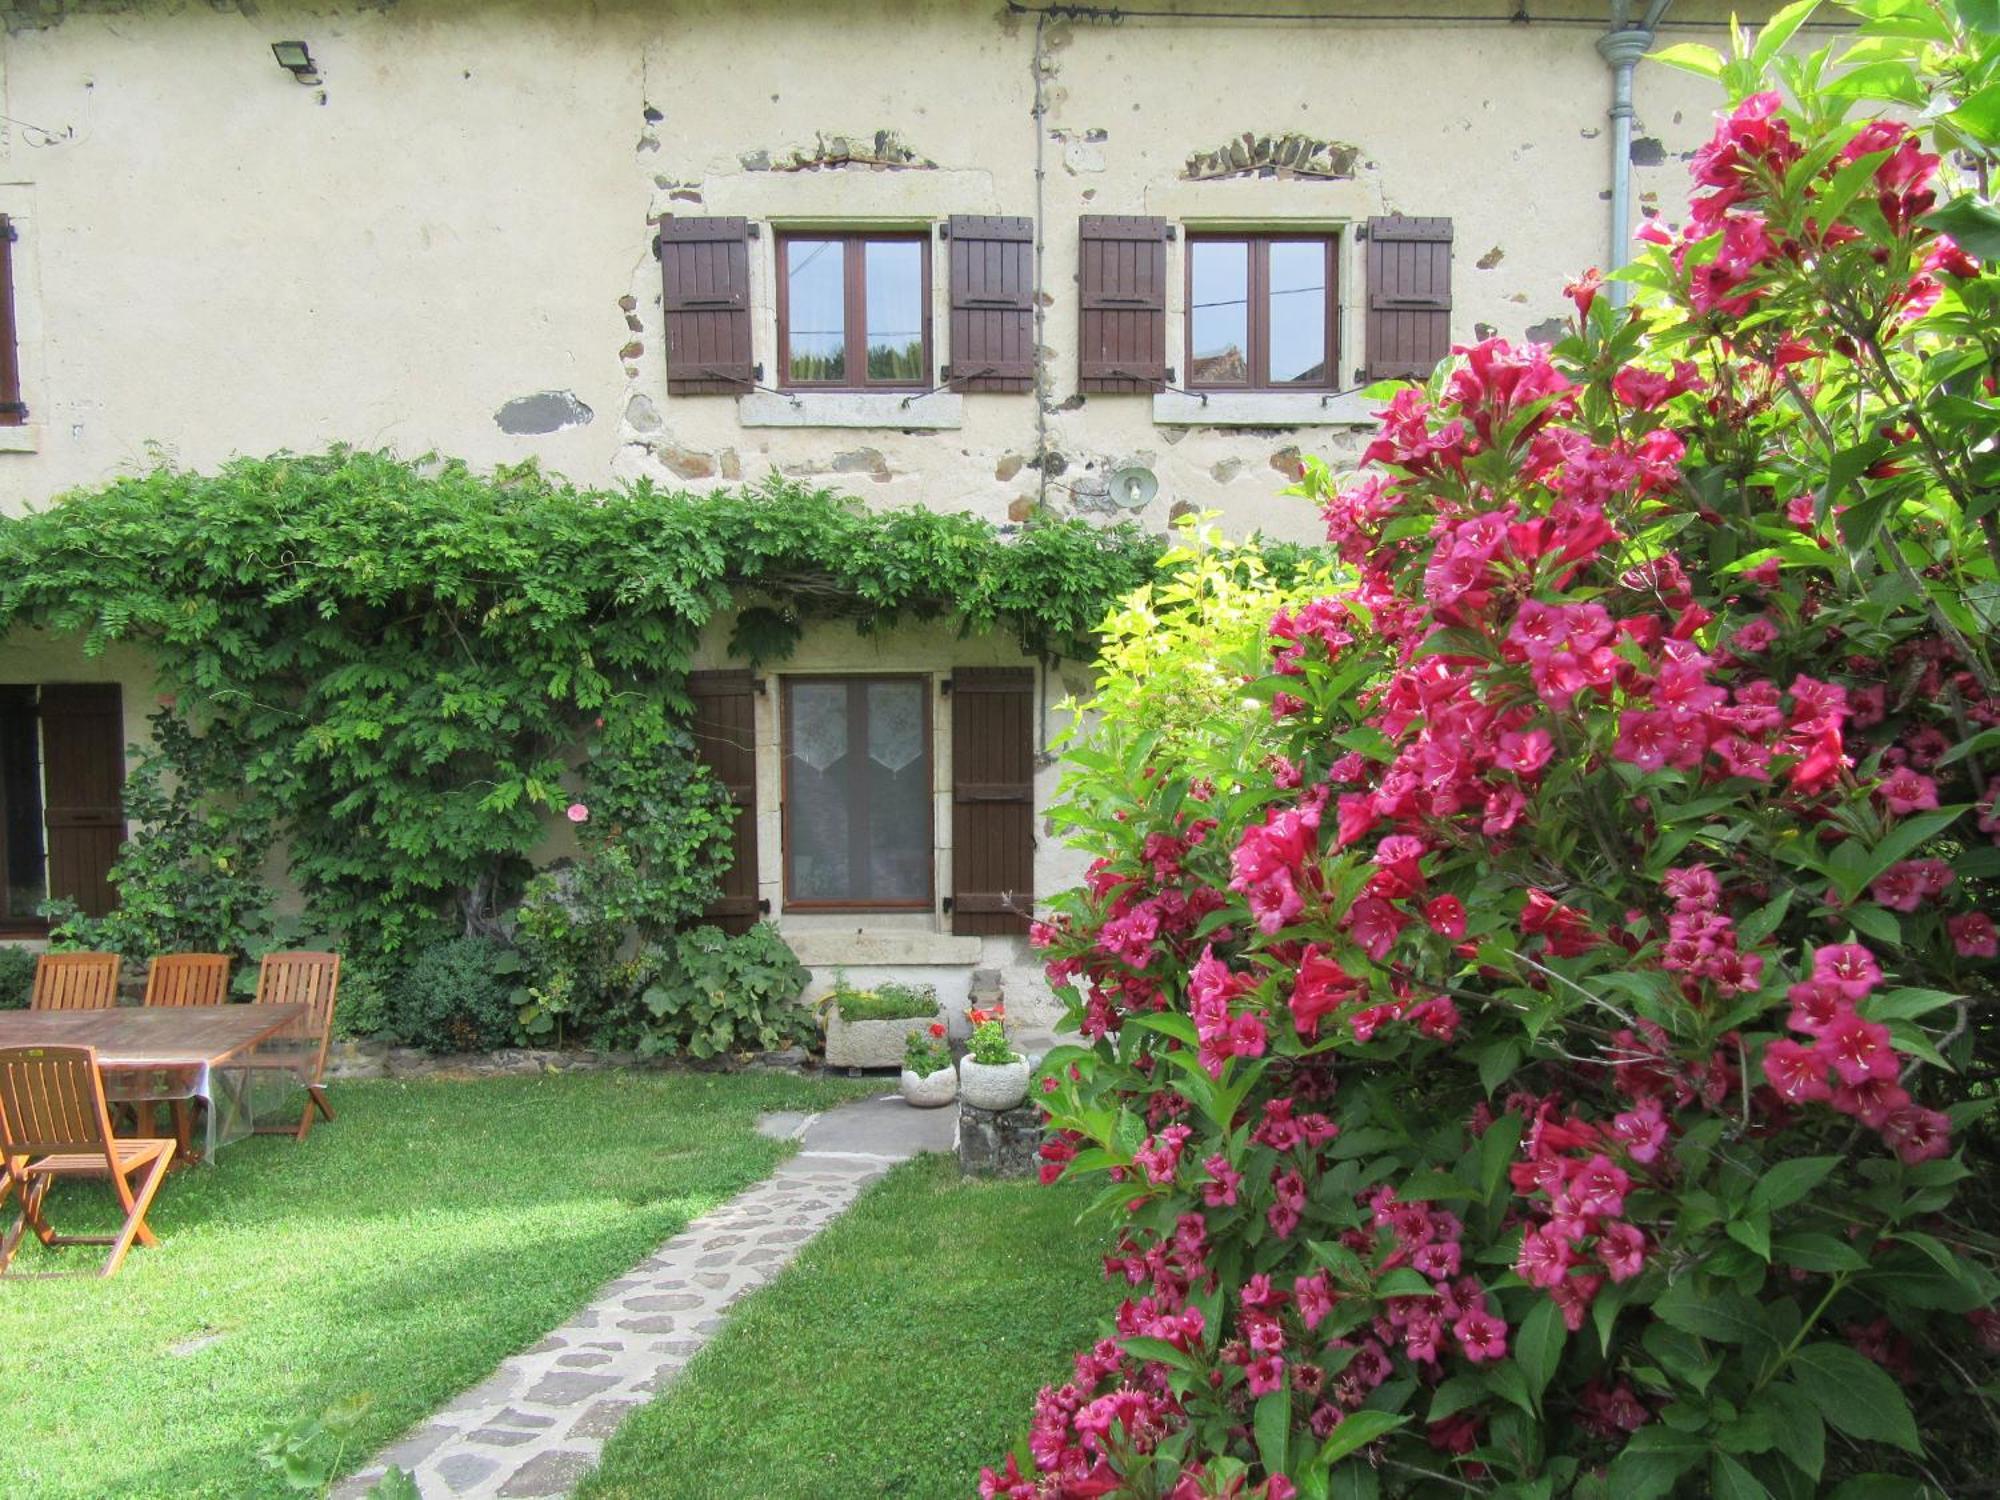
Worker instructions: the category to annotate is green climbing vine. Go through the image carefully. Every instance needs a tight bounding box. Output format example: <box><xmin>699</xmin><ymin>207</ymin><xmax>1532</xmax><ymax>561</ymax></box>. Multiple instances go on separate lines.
<box><xmin>0</xmin><ymin>448</ymin><xmax>1165</xmax><ymax>969</ymax></box>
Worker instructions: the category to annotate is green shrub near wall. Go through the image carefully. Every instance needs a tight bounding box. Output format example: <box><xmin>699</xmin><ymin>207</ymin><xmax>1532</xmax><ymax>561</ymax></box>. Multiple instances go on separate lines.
<box><xmin>0</xmin><ymin>454</ymin><xmax>1169</xmax><ymax>1031</ymax></box>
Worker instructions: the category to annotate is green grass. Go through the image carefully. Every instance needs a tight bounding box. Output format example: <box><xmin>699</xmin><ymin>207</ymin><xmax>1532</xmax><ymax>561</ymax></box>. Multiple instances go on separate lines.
<box><xmin>578</xmin><ymin>1154</ymin><xmax>1120</xmax><ymax>1500</ymax></box>
<box><xmin>0</xmin><ymin>1069</ymin><xmax>877</xmax><ymax>1499</ymax></box>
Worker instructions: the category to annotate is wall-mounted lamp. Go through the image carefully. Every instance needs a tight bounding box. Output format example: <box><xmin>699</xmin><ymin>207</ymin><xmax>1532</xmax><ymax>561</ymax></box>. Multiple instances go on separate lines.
<box><xmin>270</xmin><ymin>41</ymin><xmax>320</xmax><ymax>85</ymax></box>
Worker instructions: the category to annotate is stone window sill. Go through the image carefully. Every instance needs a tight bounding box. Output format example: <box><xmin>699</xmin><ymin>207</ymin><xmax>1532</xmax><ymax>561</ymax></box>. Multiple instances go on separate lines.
<box><xmin>0</xmin><ymin>425</ymin><xmax>42</xmax><ymax>453</ymax></box>
<box><xmin>738</xmin><ymin>390</ymin><xmax>963</xmax><ymax>430</ymax></box>
<box><xmin>784</xmin><ymin>929</ymin><xmax>985</xmax><ymax>966</ymax></box>
<box><xmin>1152</xmin><ymin>391</ymin><xmax>1374</xmax><ymax>428</ymax></box>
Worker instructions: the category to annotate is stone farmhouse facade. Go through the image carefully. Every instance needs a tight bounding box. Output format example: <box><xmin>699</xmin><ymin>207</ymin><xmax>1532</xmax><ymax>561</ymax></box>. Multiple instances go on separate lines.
<box><xmin>0</xmin><ymin>0</ymin><xmax>1801</xmax><ymax>1016</ymax></box>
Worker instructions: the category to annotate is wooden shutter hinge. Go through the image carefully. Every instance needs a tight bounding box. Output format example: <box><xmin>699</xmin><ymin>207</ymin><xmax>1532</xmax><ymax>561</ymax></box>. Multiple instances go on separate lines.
<box><xmin>0</xmin><ymin>402</ymin><xmax>27</xmax><ymax>420</ymax></box>
<box><xmin>758</xmin><ymin>897</ymin><xmax>771</xmax><ymax>914</ymax></box>
<box><xmin>941</xmin><ymin>897</ymin><xmax>954</xmax><ymax>914</ymax></box>
<box><xmin>1164</xmin><ymin>225</ymin><xmax>1177</xmax><ymax>240</ymax></box>
<box><xmin>0</xmin><ymin>220</ymin><xmax>17</xmax><ymax>244</ymax></box>
<box><xmin>940</xmin><ymin>676</ymin><xmax>954</xmax><ymax>696</ymax></box>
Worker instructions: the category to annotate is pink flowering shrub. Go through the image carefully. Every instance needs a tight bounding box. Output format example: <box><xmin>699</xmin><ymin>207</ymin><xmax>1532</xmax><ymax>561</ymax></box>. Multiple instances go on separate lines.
<box><xmin>991</xmin><ymin>8</ymin><xmax>2000</xmax><ymax>1497</ymax></box>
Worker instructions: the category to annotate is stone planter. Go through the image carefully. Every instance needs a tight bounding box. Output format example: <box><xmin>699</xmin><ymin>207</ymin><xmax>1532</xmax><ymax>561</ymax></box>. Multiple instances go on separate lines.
<box><xmin>959</xmin><ymin>1053</ymin><xmax>1029</xmax><ymax>1111</ymax></box>
<box><xmin>900</xmin><ymin>1065</ymin><xmax>958</xmax><ymax>1108</ymax></box>
<box><xmin>823</xmin><ymin>1007</ymin><xmax>937</xmax><ymax>1070</ymax></box>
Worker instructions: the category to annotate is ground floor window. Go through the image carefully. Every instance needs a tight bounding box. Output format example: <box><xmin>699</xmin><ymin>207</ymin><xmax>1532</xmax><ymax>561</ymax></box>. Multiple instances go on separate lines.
<box><xmin>0</xmin><ymin>686</ymin><xmax>44</xmax><ymax>922</ymax></box>
<box><xmin>782</xmin><ymin>676</ymin><xmax>932</xmax><ymax>909</ymax></box>
<box><xmin>0</xmin><ymin>683</ymin><xmax>125</xmax><ymax>928</ymax></box>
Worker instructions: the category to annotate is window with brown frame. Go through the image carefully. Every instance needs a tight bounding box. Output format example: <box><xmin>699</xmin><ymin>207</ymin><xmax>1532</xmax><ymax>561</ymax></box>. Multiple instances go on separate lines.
<box><xmin>1186</xmin><ymin>233</ymin><xmax>1338</xmax><ymax>392</ymax></box>
<box><xmin>782</xmin><ymin>676</ymin><xmax>933</xmax><ymax>910</ymax></box>
<box><xmin>0</xmin><ymin>215</ymin><xmax>24</xmax><ymax>426</ymax></box>
<box><xmin>776</xmin><ymin>232</ymin><xmax>931</xmax><ymax>391</ymax></box>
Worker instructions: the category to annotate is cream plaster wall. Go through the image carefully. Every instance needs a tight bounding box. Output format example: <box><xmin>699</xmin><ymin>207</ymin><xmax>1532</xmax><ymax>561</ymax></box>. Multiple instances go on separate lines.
<box><xmin>0</xmin><ymin>0</ymin><xmax>1772</xmax><ymax>532</ymax></box>
<box><xmin>0</xmin><ymin>0</ymin><xmax>1805</xmax><ymax>1006</ymax></box>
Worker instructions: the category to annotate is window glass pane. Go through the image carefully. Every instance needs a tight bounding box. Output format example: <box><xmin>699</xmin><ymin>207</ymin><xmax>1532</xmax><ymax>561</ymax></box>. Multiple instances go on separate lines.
<box><xmin>1189</xmin><ymin>241</ymin><xmax>1250</xmax><ymax>385</ymax></box>
<box><xmin>863</xmin><ymin>680</ymin><xmax>929</xmax><ymax>900</ymax></box>
<box><xmin>0</xmin><ymin>690</ymin><xmax>44</xmax><ymax>922</ymax></box>
<box><xmin>785</xmin><ymin>239</ymin><xmax>846</xmax><ymax>383</ymax></box>
<box><xmin>1267</xmin><ymin>241</ymin><xmax>1329</xmax><ymax>385</ymax></box>
<box><xmin>864</xmin><ymin>241</ymin><xmax>925</xmax><ymax>382</ymax></box>
<box><xmin>786</xmin><ymin>681</ymin><xmax>850</xmax><ymax>900</ymax></box>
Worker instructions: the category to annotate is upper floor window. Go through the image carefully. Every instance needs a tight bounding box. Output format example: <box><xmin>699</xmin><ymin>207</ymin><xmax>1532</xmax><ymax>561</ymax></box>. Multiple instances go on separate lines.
<box><xmin>777</xmin><ymin>232</ymin><xmax>931</xmax><ymax>391</ymax></box>
<box><xmin>1186</xmin><ymin>233</ymin><xmax>1337</xmax><ymax>392</ymax></box>
<box><xmin>0</xmin><ymin>215</ymin><xmax>24</xmax><ymax>427</ymax></box>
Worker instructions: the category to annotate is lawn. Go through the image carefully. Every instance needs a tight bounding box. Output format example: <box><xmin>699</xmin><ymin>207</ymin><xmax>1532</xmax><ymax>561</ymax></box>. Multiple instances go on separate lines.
<box><xmin>578</xmin><ymin>1153</ymin><xmax>1120</xmax><ymax>1500</ymax></box>
<box><xmin>0</xmin><ymin>1069</ymin><xmax>876</xmax><ymax>1499</ymax></box>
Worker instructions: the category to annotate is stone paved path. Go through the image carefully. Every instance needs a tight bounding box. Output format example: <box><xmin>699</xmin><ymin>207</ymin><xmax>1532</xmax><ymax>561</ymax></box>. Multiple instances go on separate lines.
<box><xmin>335</xmin><ymin>1093</ymin><xmax>955</xmax><ymax>1500</ymax></box>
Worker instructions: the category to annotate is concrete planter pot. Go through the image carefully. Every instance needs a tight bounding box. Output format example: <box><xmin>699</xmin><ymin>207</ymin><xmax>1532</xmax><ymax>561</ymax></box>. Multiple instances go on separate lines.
<box><xmin>959</xmin><ymin>1053</ymin><xmax>1029</xmax><ymax>1111</ymax></box>
<box><xmin>899</xmin><ymin>1065</ymin><xmax>958</xmax><ymax>1108</ymax></box>
<box><xmin>823</xmin><ymin>1008</ymin><xmax>936</xmax><ymax>1070</ymax></box>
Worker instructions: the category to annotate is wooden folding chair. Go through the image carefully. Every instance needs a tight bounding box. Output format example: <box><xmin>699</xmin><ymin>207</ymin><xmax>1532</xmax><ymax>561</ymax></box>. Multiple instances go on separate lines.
<box><xmin>251</xmin><ymin>951</ymin><xmax>341</xmax><ymax>1142</ymax></box>
<box><xmin>0</xmin><ymin>1045</ymin><xmax>174</xmax><ymax>1278</ymax></box>
<box><xmin>143</xmin><ymin>953</ymin><xmax>233</xmax><ymax>1008</ymax></box>
<box><xmin>30</xmin><ymin>951</ymin><xmax>122</xmax><ymax>1011</ymax></box>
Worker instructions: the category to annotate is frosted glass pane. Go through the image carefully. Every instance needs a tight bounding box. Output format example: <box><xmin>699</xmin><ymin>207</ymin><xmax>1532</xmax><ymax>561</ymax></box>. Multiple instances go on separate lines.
<box><xmin>867</xmin><ymin>680</ymin><xmax>923</xmax><ymax>772</ymax></box>
<box><xmin>787</xmin><ymin>682</ymin><xmax>850</xmax><ymax>900</ymax></box>
<box><xmin>865</xmin><ymin>681</ymin><xmax>928</xmax><ymax>901</ymax></box>
<box><xmin>785</xmin><ymin>679</ymin><xmax>930</xmax><ymax>905</ymax></box>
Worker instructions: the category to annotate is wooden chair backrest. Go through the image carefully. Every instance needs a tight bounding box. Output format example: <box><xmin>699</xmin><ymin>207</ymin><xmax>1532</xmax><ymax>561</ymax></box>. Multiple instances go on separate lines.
<box><xmin>144</xmin><ymin>953</ymin><xmax>233</xmax><ymax>1008</ymax></box>
<box><xmin>30</xmin><ymin>952</ymin><xmax>122</xmax><ymax>1012</ymax></box>
<box><xmin>255</xmin><ymin>951</ymin><xmax>341</xmax><ymax>1081</ymax></box>
<box><xmin>0</xmin><ymin>1045</ymin><xmax>118</xmax><ymax>1169</ymax></box>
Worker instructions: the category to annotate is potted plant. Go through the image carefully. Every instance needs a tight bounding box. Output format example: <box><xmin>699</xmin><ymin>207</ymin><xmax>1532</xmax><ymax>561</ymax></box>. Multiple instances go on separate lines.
<box><xmin>820</xmin><ymin>975</ymin><xmax>941</xmax><ymax>1069</ymax></box>
<box><xmin>957</xmin><ymin>1003</ymin><xmax>1028</xmax><ymax>1111</ymax></box>
<box><xmin>899</xmin><ymin>1020</ymin><xmax>957</xmax><ymax>1108</ymax></box>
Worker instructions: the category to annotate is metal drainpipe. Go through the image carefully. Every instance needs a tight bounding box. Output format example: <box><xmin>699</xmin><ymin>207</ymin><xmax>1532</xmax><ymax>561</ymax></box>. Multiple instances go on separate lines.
<box><xmin>1596</xmin><ymin>24</ymin><xmax>1653</xmax><ymax>306</ymax></box>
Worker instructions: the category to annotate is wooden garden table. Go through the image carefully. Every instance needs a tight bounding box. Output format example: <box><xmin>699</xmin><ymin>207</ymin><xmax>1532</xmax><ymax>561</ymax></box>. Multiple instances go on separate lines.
<box><xmin>0</xmin><ymin>1004</ymin><xmax>306</xmax><ymax>1164</ymax></box>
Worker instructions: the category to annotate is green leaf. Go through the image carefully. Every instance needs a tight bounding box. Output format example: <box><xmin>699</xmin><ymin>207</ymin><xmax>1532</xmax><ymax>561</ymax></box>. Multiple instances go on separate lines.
<box><xmin>1313</xmin><ymin>1409</ymin><xmax>1408</xmax><ymax>1469</ymax></box>
<box><xmin>1654</xmin><ymin>1278</ymin><xmax>1769</xmax><ymax>1347</ymax></box>
<box><xmin>1477</xmin><ymin>1037</ymin><xmax>1523</xmax><ymax>1098</ymax></box>
<box><xmin>1752</xmin><ymin>0</ymin><xmax>1823</xmax><ymax>66</ymax></box>
<box><xmin>1771</xmin><ymin>1231</ymin><xmax>1870</xmax><ymax>1274</ymax></box>
<box><xmin>1750</xmin><ymin>1156</ymin><xmax>1839</xmax><ymax>1215</ymax></box>
<box><xmin>1515</xmin><ymin>1296</ymin><xmax>1565</xmax><ymax>1405</ymax></box>
<box><xmin>1608</xmin><ymin>1427</ymin><xmax>1707</xmax><ymax>1499</ymax></box>
<box><xmin>1427</xmin><ymin>1374</ymin><xmax>1487</xmax><ymax>1422</ymax></box>
<box><xmin>1649</xmin><ymin>41</ymin><xmax>1724</xmax><ymax>76</ymax></box>
<box><xmin>1948</xmin><ymin>80</ymin><xmax>2000</xmax><ymax>145</ymax></box>
<box><xmin>1761</xmin><ymin>1383</ymin><xmax>1824</xmax><ymax>1482</ymax></box>
<box><xmin>1119</xmin><ymin>1336</ymin><xmax>1195</xmax><ymax>1370</ymax></box>
<box><xmin>1479</xmin><ymin>1108</ymin><xmax>1525</xmax><ymax>1205</ymax></box>
<box><xmin>1255</xmin><ymin>1386</ymin><xmax>1291</xmax><ymax>1481</ymax></box>
<box><xmin>1711</xmin><ymin>1453</ymin><xmax>1774</xmax><ymax>1500</ymax></box>
<box><xmin>1922</xmin><ymin>195</ymin><xmax>2000</xmax><ymax>259</ymax></box>
<box><xmin>1481</xmin><ymin>1358</ymin><xmax>1535</xmax><ymax>1416</ymax></box>
<box><xmin>1373</xmin><ymin>1267</ymin><xmax>1440</xmax><ymax>1300</ymax></box>
<box><xmin>1726</xmin><ymin>1214</ymin><xmax>1772</xmax><ymax>1262</ymax></box>
<box><xmin>1788</xmin><ymin>1342</ymin><xmax>1922</xmax><ymax>1453</ymax></box>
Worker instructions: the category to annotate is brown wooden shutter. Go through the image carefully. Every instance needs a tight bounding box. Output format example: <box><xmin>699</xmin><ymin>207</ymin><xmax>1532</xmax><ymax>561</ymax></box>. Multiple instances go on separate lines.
<box><xmin>688</xmin><ymin>671</ymin><xmax>761</xmax><ymax>933</ymax></box>
<box><xmin>0</xmin><ymin>216</ymin><xmax>22</xmax><ymax>426</ymax></box>
<box><xmin>1078</xmin><ymin>215</ymin><xmax>1169</xmax><ymax>393</ymax></box>
<box><xmin>945</xmin><ymin>215</ymin><xmax>1034</xmax><ymax>392</ymax></box>
<box><xmin>950</xmin><ymin>669</ymin><xmax>1034</xmax><ymax>936</ymax></box>
<box><xmin>39</xmin><ymin>684</ymin><xmax>124</xmax><ymax>919</ymax></box>
<box><xmin>1364</xmin><ymin>215</ymin><xmax>1454</xmax><ymax>383</ymax></box>
<box><xmin>659</xmin><ymin>216</ymin><xmax>755</xmax><ymax>396</ymax></box>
